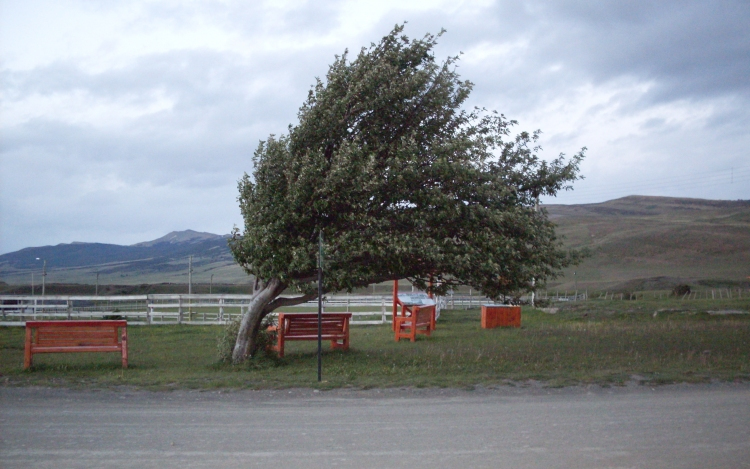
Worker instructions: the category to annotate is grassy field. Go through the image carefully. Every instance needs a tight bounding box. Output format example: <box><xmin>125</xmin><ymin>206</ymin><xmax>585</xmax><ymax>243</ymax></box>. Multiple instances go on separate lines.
<box><xmin>2</xmin><ymin>296</ymin><xmax>748</xmax><ymax>390</ymax></box>
<box><xmin>547</xmin><ymin>195</ymin><xmax>750</xmax><ymax>291</ymax></box>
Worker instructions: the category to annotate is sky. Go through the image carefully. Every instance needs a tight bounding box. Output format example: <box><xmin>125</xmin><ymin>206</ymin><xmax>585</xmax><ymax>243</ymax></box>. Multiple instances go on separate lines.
<box><xmin>1</xmin><ymin>0</ymin><xmax>749</xmax><ymax>254</ymax></box>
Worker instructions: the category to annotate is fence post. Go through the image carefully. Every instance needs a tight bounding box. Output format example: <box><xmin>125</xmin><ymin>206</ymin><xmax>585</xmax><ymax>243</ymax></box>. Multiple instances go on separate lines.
<box><xmin>219</xmin><ymin>298</ymin><xmax>225</xmax><ymax>322</ymax></box>
<box><xmin>146</xmin><ymin>295</ymin><xmax>152</xmax><ymax>324</ymax></box>
<box><xmin>67</xmin><ymin>300</ymin><xmax>72</xmax><ymax>320</ymax></box>
<box><xmin>381</xmin><ymin>298</ymin><xmax>386</xmax><ymax>324</ymax></box>
<box><xmin>178</xmin><ymin>296</ymin><xmax>183</xmax><ymax>324</ymax></box>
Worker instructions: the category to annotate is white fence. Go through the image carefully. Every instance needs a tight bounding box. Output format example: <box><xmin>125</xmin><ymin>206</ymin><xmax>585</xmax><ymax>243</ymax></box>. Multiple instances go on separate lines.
<box><xmin>0</xmin><ymin>293</ymin><xmax>489</xmax><ymax>327</ymax></box>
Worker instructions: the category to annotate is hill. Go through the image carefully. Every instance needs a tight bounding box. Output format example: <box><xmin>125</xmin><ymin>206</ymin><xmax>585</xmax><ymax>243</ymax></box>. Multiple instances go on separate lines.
<box><xmin>0</xmin><ymin>230</ymin><xmax>247</xmax><ymax>286</ymax></box>
<box><xmin>545</xmin><ymin>195</ymin><xmax>750</xmax><ymax>291</ymax></box>
<box><xmin>1</xmin><ymin>196</ymin><xmax>749</xmax><ymax>291</ymax></box>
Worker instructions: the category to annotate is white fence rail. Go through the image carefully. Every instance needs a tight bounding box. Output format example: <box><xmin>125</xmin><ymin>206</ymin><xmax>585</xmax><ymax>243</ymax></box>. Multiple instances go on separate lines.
<box><xmin>0</xmin><ymin>293</ymin><xmax>489</xmax><ymax>327</ymax></box>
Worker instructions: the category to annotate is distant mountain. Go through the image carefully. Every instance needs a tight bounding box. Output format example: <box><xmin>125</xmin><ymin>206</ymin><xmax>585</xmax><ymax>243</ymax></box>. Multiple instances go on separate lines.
<box><xmin>2</xmin><ymin>196</ymin><xmax>749</xmax><ymax>289</ymax></box>
<box><xmin>133</xmin><ymin>230</ymin><xmax>223</xmax><ymax>247</ymax></box>
<box><xmin>0</xmin><ymin>230</ymin><xmax>247</xmax><ymax>285</ymax></box>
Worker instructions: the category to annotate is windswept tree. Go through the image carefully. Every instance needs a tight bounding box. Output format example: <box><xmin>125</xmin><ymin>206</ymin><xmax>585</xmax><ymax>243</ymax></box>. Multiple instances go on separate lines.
<box><xmin>229</xmin><ymin>25</ymin><xmax>585</xmax><ymax>363</ymax></box>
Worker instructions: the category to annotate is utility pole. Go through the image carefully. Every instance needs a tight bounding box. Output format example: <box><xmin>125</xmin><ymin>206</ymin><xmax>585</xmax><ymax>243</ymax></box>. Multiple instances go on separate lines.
<box><xmin>31</xmin><ymin>273</ymin><xmax>35</xmax><ymax>296</ymax></box>
<box><xmin>188</xmin><ymin>256</ymin><xmax>193</xmax><ymax>295</ymax></box>
<box><xmin>96</xmin><ymin>272</ymin><xmax>100</xmax><ymax>296</ymax></box>
<box><xmin>210</xmin><ymin>274</ymin><xmax>214</xmax><ymax>294</ymax></box>
<box><xmin>36</xmin><ymin>258</ymin><xmax>47</xmax><ymax>296</ymax></box>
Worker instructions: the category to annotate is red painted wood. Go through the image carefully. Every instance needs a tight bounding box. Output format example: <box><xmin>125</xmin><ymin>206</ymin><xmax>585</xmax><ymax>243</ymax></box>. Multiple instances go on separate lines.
<box><xmin>23</xmin><ymin>320</ymin><xmax>128</xmax><ymax>369</ymax></box>
<box><xmin>271</xmin><ymin>313</ymin><xmax>351</xmax><ymax>358</ymax></box>
<box><xmin>480</xmin><ymin>305</ymin><xmax>521</xmax><ymax>329</ymax></box>
<box><xmin>394</xmin><ymin>305</ymin><xmax>435</xmax><ymax>342</ymax></box>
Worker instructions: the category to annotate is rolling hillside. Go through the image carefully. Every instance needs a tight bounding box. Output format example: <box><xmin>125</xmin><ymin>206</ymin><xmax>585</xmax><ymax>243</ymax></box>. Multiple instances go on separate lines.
<box><xmin>545</xmin><ymin>196</ymin><xmax>750</xmax><ymax>291</ymax></box>
<box><xmin>0</xmin><ymin>230</ymin><xmax>247</xmax><ymax>286</ymax></box>
<box><xmin>1</xmin><ymin>196</ymin><xmax>749</xmax><ymax>291</ymax></box>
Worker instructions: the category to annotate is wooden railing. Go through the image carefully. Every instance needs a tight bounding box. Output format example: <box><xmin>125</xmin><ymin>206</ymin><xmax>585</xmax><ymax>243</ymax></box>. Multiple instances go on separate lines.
<box><xmin>0</xmin><ymin>293</ymin><xmax>489</xmax><ymax>327</ymax></box>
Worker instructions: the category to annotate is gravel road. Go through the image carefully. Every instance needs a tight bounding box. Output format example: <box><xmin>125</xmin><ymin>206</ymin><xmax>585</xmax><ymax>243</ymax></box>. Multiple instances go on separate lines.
<box><xmin>1</xmin><ymin>382</ymin><xmax>749</xmax><ymax>468</ymax></box>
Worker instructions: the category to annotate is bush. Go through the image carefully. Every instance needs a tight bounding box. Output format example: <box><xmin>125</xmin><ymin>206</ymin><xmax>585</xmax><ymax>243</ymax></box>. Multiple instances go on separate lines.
<box><xmin>672</xmin><ymin>284</ymin><xmax>691</xmax><ymax>297</ymax></box>
<box><xmin>216</xmin><ymin>316</ymin><xmax>277</xmax><ymax>363</ymax></box>
<box><xmin>217</xmin><ymin>317</ymin><xmax>241</xmax><ymax>363</ymax></box>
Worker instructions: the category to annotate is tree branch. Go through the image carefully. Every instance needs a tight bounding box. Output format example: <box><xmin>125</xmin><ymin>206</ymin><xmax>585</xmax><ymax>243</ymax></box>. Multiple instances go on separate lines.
<box><xmin>265</xmin><ymin>292</ymin><xmax>318</xmax><ymax>312</ymax></box>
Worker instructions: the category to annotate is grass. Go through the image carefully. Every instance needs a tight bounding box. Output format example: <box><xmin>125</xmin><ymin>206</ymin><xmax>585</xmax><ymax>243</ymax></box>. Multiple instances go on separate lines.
<box><xmin>1</xmin><ymin>297</ymin><xmax>749</xmax><ymax>390</ymax></box>
<box><xmin>546</xmin><ymin>196</ymin><xmax>750</xmax><ymax>290</ymax></box>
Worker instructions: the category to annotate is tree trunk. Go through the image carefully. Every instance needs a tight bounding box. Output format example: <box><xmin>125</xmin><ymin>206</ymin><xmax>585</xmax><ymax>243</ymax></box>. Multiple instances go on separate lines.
<box><xmin>231</xmin><ymin>277</ymin><xmax>318</xmax><ymax>364</ymax></box>
<box><xmin>232</xmin><ymin>278</ymin><xmax>284</xmax><ymax>363</ymax></box>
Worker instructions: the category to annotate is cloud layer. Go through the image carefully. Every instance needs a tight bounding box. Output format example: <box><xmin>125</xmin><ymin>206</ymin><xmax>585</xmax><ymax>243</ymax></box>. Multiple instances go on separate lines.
<box><xmin>2</xmin><ymin>0</ymin><xmax>749</xmax><ymax>254</ymax></box>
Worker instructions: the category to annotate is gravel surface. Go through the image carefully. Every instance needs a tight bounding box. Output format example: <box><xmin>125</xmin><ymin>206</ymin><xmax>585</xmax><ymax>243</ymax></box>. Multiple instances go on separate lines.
<box><xmin>2</xmin><ymin>382</ymin><xmax>749</xmax><ymax>468</ymax></box>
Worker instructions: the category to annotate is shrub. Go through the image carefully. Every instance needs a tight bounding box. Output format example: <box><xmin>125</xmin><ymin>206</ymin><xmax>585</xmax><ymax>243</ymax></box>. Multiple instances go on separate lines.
<box><xmin>672</xmin><ymin>284</ymin><xmax>691</xmax><ymax>297</ymax></box>
<box><xmin>217</xmin><ymin>316</ymin><xmax>277</xmax><ymax>363</ymax></box>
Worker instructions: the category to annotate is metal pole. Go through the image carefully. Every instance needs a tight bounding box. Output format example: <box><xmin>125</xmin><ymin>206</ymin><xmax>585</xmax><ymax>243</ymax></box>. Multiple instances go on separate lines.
<box><xmin>188</xmin><ymin>256</ymin><xmax>193</xmax><ymax>295</ymax></box>
<box><xmin>42</xmin><ymin>260</ymin><xmax>46</xmax><ymax>296</ymax></box>
<box><xmin>32</xmin><ymin>273</ymin><xmax>35</xmax><ymax>296</ymax></box>
<box><xmin>96</xmin><ymin>272</ymin><xmax>99</xmax><ymax>296</ymax></box>
<box><xmin>317</xmin><ymin>231</ymin><xmax>323</xmax><ymax>382</ymax></box>
<box><xmin>210</xmin><ymin>274</ymin><xmax>213</xmax><ymax>294</ymax></box>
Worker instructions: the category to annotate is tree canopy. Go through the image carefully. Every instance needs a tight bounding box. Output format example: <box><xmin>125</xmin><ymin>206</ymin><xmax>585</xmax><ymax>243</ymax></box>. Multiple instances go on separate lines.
<box><xmin>228</xmin><ymin>25</ymin><xmax>584</xmax><ymax>361</ymax></box>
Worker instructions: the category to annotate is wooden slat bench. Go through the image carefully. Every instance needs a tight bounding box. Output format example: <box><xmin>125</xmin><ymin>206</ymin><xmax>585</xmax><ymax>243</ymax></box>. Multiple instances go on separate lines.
<box><xmin>24</xmin><ymin>320</ymin><xmax>128</xmax><ymax>369</ymax></box>
<box><xmin>269</xmin><ymin>313</ymin><xmax>351</xmax><ymax>358</ymax></box>
<box><xmin>394</xmin><ymin>305</ymin><xmax>435</xmax><ymax>342</ymax></box>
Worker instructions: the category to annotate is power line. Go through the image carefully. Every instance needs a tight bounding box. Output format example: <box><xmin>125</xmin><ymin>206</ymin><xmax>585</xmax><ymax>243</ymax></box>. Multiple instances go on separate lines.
<box><xmin>558</xmin><ymin>166</ymin><xmax>749</xmax><ymax>201</ymax></box>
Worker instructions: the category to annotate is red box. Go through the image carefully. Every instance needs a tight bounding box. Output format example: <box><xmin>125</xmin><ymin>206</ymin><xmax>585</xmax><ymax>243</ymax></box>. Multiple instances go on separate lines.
<box><xmin>481</xmin><ymin>305</ymin><xmax>521</xmax><ymax>329</ymax></box>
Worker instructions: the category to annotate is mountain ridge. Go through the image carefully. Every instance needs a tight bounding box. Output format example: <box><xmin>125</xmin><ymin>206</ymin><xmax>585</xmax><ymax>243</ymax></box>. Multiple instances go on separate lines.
<box><xmin>1</xmin><ymin>195</ymin><xmax>748</xmax><ymax>288</ymax></box>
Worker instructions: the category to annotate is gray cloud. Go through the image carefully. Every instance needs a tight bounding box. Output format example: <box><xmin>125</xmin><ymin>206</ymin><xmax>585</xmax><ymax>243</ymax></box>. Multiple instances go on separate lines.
<box><xmin>1</xmin><ymin>0</ymin><xmax>748</xmax><ymax>254</ymax></box>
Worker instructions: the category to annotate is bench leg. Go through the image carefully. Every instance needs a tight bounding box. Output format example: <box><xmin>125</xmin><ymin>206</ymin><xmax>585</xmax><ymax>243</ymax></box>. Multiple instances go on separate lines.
<box><xmin>330</xmin><ymin>335</ymin><xmax>350</xmax><ymax>351</ymax></box>
<box><xmin>121</xmin><ymin>327</ymin><xmax>128</xmax><ymax>369</ymax></box>
<box><xmin>24</xmin><ymin>326</ymin><xmax>32</xmax><ymax>370</ymax></box>
<box><xmin>277</xmin><ymin>334</ymin><xmax>285</xmax><ymax>358</ymax></box>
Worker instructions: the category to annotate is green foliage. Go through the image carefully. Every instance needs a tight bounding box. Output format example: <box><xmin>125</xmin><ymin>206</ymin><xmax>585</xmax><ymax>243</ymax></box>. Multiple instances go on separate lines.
<box><xmin>230</xmin><ymin>24</ymin><xmax>585</xmax><ymax>300</ymax></box>
<box><xmin>217</xmin><ymin>316</ymin><xmax>277</xmax><ymax>362</ymax></box>
<box><xmin>217</xmin><ymin>317</ymin><xmax>241</xmax><ymax>363</ymax></box>
<box><xmin>673</xmin><ymin>284</ymin><xmax>692</xmax><ymax>297</ymax></box>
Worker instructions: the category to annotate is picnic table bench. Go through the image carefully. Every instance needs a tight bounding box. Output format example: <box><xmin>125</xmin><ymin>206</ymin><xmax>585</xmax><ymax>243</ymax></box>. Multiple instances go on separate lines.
<box><xmin>24</xmin><ymin>320</ymin><xmax>128</xmax><ymax>369</ymax></box>
<box><xmin>269</xmin><ymin>313</ymin><xmax>351</xmax><ymax>358</ymax></box>
<box><xmin>394</xmin><ymin>304</ymin><xmax>436</xmax><ymax>342</ymax></box>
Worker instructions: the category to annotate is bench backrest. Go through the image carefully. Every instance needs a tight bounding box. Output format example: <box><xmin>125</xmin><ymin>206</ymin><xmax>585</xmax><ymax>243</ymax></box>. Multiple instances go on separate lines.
<box><xmin>412</xmin><ymin>306</ymin><xmax>434</xmax><ymax>327</ymax></box>
<box><xmin>27</xmin><ymin>320</ymin><xmax>126</xmax><ymax>347</ymax></box>
<box><xmin>278</xmin><ymin>313</ymin><xmax>350</xmax><ymax>337</ymax></box>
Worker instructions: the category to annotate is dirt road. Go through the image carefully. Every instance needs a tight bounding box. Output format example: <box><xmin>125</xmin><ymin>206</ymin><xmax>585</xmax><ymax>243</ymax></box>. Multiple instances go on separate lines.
<box><xmin>1</xmin><ymin>383</ymin><xmax>749</xmax><ymax>468</ymax></box>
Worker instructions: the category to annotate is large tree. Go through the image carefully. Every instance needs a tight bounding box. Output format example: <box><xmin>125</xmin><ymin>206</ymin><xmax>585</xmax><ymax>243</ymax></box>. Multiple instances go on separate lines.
<box><xmin>229</xmin><ymin>25</ymin><xmax>585</xmax><ymax>363</ymax></box>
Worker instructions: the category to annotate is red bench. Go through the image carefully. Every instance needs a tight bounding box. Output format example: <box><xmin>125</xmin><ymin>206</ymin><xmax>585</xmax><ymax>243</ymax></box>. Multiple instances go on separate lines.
<box><xmin>269</xmin><ymin>313</ymin><xmax>351</xmax><ymax>358</ymax></box>
<box><xmin>394</xmin><ymin>305</ymin><xmax>435</xmax><ymax>342</ymax></box>
<box><xmin>24</xmin><ymin>320</ymin><xmax>128</xmax><ymax>369</ymax></box>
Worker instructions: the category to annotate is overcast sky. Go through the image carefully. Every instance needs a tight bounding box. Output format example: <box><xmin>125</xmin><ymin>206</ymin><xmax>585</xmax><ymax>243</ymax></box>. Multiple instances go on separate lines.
<box><xmin>1</xmin><ymin>0</ymin><xmax>749</xmax><ymax>254</ymax></box>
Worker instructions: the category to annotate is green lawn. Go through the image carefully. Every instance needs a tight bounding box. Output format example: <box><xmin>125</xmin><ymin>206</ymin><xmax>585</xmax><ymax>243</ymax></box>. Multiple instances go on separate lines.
<box><xmin>2</xmin><ymin>299</ymin><xmax>749</xmax><ymax>389</ymax></box>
